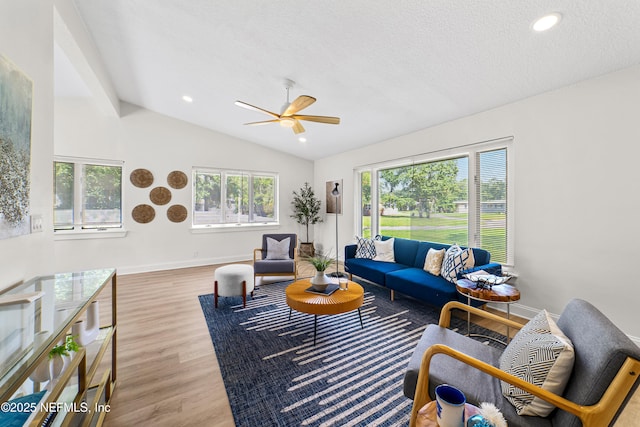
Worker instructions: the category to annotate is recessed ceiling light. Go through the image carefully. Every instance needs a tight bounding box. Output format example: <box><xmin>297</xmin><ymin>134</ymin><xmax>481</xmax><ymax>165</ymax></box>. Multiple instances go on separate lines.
<box><xmin>182</xmin><ymin>95</ymin><xmax>193</xmax><ymax>103</ymax></box>
<box><xmin>298</xmin><ymin>137</ymin><xmax>307</xmax><ymax>143</ymax></box>
<box><xmin>532</xmin><ymin>13</ymin><xmax>561</xmax><ymax>32</ymax></box>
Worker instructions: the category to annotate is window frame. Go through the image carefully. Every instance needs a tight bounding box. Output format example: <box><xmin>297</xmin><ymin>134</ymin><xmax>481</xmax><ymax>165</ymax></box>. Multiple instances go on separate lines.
<box><xmin>355</xmin><ymin>137</ymin><xmax>514</xmax><ymax>265</ymax></box>
<box><xmin>53</xmin><ymin>156</ymin><xmax>125</xmax><ymax>236</ymax></box>
<box><xmin>191</xmin><ymin>167</ymin><xmax>279</xmax><ymax>229</ymax></box>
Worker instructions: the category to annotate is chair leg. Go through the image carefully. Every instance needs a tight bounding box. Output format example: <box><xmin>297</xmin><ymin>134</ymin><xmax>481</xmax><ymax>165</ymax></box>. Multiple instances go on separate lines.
<box><xmin>390</xmin><ymin>289</ymin><xmax>395</xmax><ymax>301</ymax></box>
<box><xmin>214</xmin><ymin>280</ymin><xmax>219</xmax><ymax>308</ymax></box>
<box><xmin>242</xmin><ymin>280</ymin><xmax>247</xmax><ymax>308</ymax></box>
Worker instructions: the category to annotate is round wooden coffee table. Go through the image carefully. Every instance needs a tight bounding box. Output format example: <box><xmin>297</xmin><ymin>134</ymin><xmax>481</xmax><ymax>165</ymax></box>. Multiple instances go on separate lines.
<box><xmin>285</xmin><ymin>278</ymin><xmax>364</xmax><ymax>345</ymax></box>
<box><xmin>456</xmin><ymin>278</ymin><xmax>520</xmax><ymax>344</ymax></box>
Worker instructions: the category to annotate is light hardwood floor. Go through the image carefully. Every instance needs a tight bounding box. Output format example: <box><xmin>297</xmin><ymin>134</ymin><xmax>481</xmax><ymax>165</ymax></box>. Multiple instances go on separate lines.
<box><xmin>100</xmin><ymin>262</ymin><xmax>638</xmax><ymax>426</ymax></box>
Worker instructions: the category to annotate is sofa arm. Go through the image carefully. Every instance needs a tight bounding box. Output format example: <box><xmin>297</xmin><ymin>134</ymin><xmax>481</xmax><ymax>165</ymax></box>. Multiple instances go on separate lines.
<box><xmin>345</xmin><ymin>244</ymin><xmax>357</xmax><ymax>260</ymax></box>
<box><xmin>461</xmin><ymin>262</ymin><xmax>502</xmax><ymax>277</ymax></box>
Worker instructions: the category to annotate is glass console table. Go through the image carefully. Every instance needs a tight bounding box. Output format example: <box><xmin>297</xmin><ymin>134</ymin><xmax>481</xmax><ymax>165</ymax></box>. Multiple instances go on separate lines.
<box><xmin>0</xmin><ymin>269</ymin><xmax>117</xmax><ymax>426</ymax></box>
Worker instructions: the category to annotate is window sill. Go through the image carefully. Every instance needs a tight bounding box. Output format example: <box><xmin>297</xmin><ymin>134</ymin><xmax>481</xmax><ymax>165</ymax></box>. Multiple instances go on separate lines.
<box><xmin>54</xmin><ymin>229</ymin><xmax>128</xmax><ymax>240</ymax></box>
<box><xmin>190</xmin><ymin>223</ymin><xmax>281</xmax><ymax>234</ymax></box>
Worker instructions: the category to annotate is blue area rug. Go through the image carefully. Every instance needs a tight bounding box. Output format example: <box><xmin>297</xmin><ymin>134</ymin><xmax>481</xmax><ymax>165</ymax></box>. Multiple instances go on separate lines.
<box><xmin>198</xmin><ymin>279</ymin><xmax>505</xmax><ymax>427</ymax></box>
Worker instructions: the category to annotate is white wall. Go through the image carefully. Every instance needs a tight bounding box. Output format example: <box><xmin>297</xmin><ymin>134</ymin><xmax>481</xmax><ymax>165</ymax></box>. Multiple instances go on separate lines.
<box><xmin>54</xmin><ymin>99</ymin><xmax>313</xmax><ymax>274</ymax></box>
<box><xmin>314</xmin><ymin>65</ymin><xmax>640</xmax><ymax>339</ymax></box>
<box><xmin>0</xmin><ymin>0</ymin><xmax>55</xmax><ymax>290</ymax></box>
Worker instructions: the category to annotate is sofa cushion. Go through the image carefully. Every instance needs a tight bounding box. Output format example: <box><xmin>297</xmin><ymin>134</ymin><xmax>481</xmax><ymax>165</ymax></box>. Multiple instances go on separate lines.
<box><xmin>423</xmin><ymin>248</ymin><xmax>445</xmax><ymax>276</ymax></box>
<box><xmin>384</xmin><ymin>236</ymin><xmax>420</xmax><ymax>266</ymax></box>
<box><xmin>373</xmin><ymin>238</ymin><xmax>395</xmax><ymax>262</ymax></box>
<box><xmin>386</xmin><ymin>268</ymin><xmax>458</xmax><ymax>307</ymax></box>
<box><xmin>344</xmin><ymin>258</ymin><xmax>406</xmax><ymax>286</ymax></box>
<box><xmin>499</xmin><ymin>310</ymin><xmax>575</xmax><ymax>417</ymax></box>
<box><xmin>441</xmin><ymin>245</ymin><xmax>475</xmax><ymax>283</ymax></box>
<box><xmin>253</xmin><ymin>259</ymin><xmax>295</xmax><ymax>274</ymax></box>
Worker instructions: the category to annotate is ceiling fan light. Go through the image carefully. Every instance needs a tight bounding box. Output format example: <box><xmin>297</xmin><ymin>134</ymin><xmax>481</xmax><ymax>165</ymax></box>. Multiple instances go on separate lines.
<box><xmin>279</xmin><ymin>117</ymin><xmax>296</xmax><ymax>128</ymax></box>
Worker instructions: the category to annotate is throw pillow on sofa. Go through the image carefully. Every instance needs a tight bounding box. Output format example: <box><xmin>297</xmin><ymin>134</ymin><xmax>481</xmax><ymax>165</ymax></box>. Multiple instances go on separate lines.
<box><xmin>373</xmin><ymin>238</ymin><xmax>395</xmax><ymax>262</ymax></box>
<box><xmin>355</xmin><ymin>235</ymin><xmax>381</xmax><ymax>259</ymax></box>
<box><xmin>423</xmin><ymin>248</ymin><xmax>445</xmax><ymax>275</ymax></box>
<box><xmin>441</xmin><ymin>244</ymin><xmax>474</xmax><ymax>283</ymax></box>
<box><xmin>499</xmin><ymin>309</ymin><xmax>575</xmax><ymax>417</ymax></box>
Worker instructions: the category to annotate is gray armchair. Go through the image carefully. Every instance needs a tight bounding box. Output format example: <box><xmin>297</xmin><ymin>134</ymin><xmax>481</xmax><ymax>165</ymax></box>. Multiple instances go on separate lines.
<box><xmin>405</xmin><ymin>299</ymin><xmax>640</xmax><ymax>427</ymax></box>
<box><xmin>253</xmin><ymin>233</ymin><xmax>298</xmax><ymax>284</ymax></box>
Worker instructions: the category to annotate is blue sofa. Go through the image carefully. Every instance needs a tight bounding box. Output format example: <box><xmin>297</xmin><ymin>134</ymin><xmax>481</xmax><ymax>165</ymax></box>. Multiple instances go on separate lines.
<box><xmin>344</xmin><ymin>236</ymin><xmax>502</xmax><ymax>307</ymax></box>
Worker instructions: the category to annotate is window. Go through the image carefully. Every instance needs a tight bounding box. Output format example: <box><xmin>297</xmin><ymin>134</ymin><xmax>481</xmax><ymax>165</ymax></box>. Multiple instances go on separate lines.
<box><xmin>54</xmin><ymin>158</ymin><xmax>123</xmax><ymax>231</ymax></box>
<box><xmin>360</xmin><ymin>171</ymin><xmax>372</xmax><ymax>238</ymax></box>
<box><xmin>357</xmin><ymin>139</ymin><xmax>511</xmax><ymax>264</ymax></box>
<box><xmin>193</xmin><ymin>168</ymin><xmax>278</xmax><ymax>227</ymax></box>
<box><xmin>477</xmin><ymin>148</ymin><xmax>507</xmax><ymax>263</ymax></box>
<box><xmin>377</xmin><ymin>156</ymin><xmax>469</xmax><ymax>244</ymax></box>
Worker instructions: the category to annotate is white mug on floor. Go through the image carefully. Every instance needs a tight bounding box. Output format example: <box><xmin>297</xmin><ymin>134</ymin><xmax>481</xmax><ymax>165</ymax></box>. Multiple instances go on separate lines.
<box><xmin>435</xmin><ymin>384</ymin><xmax>466</xmax><ymax>427</ymax></box>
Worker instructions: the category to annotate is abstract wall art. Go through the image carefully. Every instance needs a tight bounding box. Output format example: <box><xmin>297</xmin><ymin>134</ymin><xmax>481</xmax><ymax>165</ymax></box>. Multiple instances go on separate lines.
<box><xmin>0</xmin><ymin>53</ymin><xmax>33</xmax><ymax>239</ymax></box>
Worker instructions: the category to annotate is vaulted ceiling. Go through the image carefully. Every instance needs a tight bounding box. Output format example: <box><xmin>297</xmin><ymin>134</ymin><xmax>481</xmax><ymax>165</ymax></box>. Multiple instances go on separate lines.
<box><xmin>58</xmin><ymin>1</ymin><xmax>640</xmax><ymax>160</ymax></box>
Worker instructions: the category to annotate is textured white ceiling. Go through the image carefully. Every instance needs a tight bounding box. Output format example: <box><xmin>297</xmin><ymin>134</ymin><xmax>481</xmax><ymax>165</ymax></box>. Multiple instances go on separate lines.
<box><xmin>64</xmin><ymin>1</ymin><xmax>640</xmax><ymax>160</ymax></box>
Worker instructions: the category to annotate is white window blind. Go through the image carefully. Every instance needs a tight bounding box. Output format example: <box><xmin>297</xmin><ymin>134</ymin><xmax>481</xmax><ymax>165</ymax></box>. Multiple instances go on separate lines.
<box><xmin>477</xmin><ymin>148</ymin><xmax>507</xmax><ymax>263</ymax></box>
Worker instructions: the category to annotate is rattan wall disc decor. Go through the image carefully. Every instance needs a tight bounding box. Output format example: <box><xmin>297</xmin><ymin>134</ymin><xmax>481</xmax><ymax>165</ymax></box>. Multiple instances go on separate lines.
<box><xmin>167</xmin><ymin>170</ymin><xmax>188</xmax><ymax>189</ymax></box>
<box><xmin>130</xmin><ymin>169</ymin><xmax>154</xmax><ymax>188</ymax></box>
<box><xmin>167</xmin><ymin>205</ymin><xmax>188</xmax><ymax>223</ymax></box>
<box><xmin>149</xmin><ymin>186</ymin><xmax>172</xmax><ymax>205</ymax></box>
<box><xmin>132</xmin><ymin>204</ymin><xmax>155</xmax><ymax>223</ymax></box>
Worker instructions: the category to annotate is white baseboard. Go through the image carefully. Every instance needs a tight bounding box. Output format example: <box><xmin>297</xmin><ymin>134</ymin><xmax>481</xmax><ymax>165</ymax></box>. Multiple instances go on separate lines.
<box><xmin>116</xmin><ymin>255</ymin><xmax>251</xmax><ymax>275</ymax></box>
<box><xmin>488</xmin><ymin>302</ymin><xmax>640</xmax><ymax>347</ymax></box>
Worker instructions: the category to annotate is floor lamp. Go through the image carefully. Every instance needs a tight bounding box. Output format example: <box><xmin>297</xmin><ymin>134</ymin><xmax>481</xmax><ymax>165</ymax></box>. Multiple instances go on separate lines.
<box><xmin>330</xmin><ymin>182</ymin><xmax>344</xmax><ymax>278</ymax></box>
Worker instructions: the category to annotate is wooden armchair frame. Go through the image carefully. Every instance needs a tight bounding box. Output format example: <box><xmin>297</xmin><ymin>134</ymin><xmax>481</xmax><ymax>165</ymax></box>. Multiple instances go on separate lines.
<box><xmin>410</xmin><ymin>301</ymin><xmax>640</xmax><ymax>427</ymax></box>
<box><xmin>253</xmin><ymin>243</ymin><xmax>299</xmax><ymax>283</ymax></box>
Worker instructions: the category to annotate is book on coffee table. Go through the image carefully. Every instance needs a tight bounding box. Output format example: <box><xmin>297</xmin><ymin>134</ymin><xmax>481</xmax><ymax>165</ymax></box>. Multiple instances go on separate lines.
<box><xmin>305</xmin><ymin>284</ymin><xmax>339</xmax><ymax>296</ymax></box>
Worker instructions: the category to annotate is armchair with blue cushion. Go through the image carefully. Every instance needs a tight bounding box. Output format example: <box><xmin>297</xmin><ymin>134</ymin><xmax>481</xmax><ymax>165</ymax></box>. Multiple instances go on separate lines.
<box><xmin>253</xmin><ymin>233</ymin><xmax>298</xmax><ymax>284</ymax></box>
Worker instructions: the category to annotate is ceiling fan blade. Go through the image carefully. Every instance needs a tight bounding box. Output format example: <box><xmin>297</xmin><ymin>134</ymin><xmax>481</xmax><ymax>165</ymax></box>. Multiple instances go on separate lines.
<box><xmin>292</xmin><ymin>120</ymin><xmax>305</xmax><ymax>134</ymax></box>
<box><xmin>292</xmin><ymin>115</ymin><xmax>341</xmax><ymax>125</ymax></box>
<box><xmin>235</xmin><ymin>100</ymin><xmax>280</xmax><ymax>119</ymax></box>
<box><xmin>244</xmin><ymin>119</ymin><xmax>280</xmax><ymax>126</ymax></box>
<box><xmin>282</xmin><ymin>95</ymin><xmax>316</xmax><ymax>116</ymax></box>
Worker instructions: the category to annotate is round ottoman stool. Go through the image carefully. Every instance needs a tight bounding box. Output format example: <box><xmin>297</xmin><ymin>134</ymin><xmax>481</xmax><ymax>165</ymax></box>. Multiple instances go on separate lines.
<box><xmin>214</xmin><ymin>264</ymin><xmax>255</xmax><ymax>308</ymax></box>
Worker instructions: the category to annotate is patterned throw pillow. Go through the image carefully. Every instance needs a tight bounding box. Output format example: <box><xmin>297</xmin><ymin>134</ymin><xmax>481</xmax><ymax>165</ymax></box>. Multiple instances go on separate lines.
<box><xmin>423</xmin><ymin>248</ymin><xmax>445</xmax><ymax>276</ymax></box>
<box><xmin>354</xmin><ymin>235</ymin><xmax>380</xmax><ymax>259</ymax></box>
<box><xmin>440</xmin><ymin>245</ymin><xmax>475</xmax><ymax>283</ymax></box>
<box><xmin>373</xmin><ymin>238</ymin><xmax>395</xmax><ymax>262</ymax></box>
<box><xmin>265</xmin><ymin>237</ymin><xmax>291</xmax><ymax>260</ymax></box>
<box><xmin>499</xmin><ymin>310</ymin><xmax>575</xmax><ymax>416</ymax></box>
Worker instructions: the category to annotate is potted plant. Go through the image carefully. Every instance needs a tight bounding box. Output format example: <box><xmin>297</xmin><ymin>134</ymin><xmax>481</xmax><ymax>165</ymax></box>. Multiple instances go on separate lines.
<box><xmin>306</xmin><ymin>253</ymin><xmax>334</xmax><ymax>291</ymax></box>
<box><xmin>48</xmin><ymin>335</ymin><xmax>80</xmax><ymax>379</ymax></box>
<box><xmin>29</xmin><ymin>334</ymin><xmax>80</xmax><ymax>383</ymax></box>
<box><xmin>290</xmin><ymin>182</ymin><xmax>322</xmax><ymax>257</ymax></box>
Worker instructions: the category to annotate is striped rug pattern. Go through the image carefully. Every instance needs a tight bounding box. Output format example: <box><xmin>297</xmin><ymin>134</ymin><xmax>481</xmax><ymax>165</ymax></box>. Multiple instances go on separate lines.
<box><xmin>198</xmin><ymin>279</ymin><xmax>503</xmax><ymax>426</ymax></box>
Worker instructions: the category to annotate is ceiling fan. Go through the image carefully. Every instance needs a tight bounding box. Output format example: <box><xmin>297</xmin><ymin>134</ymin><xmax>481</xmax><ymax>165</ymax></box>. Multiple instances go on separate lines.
<box><xmin>235</xmin><ymin>79</ymin><xmax>340</xmax><ymax>135</ymax></box>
